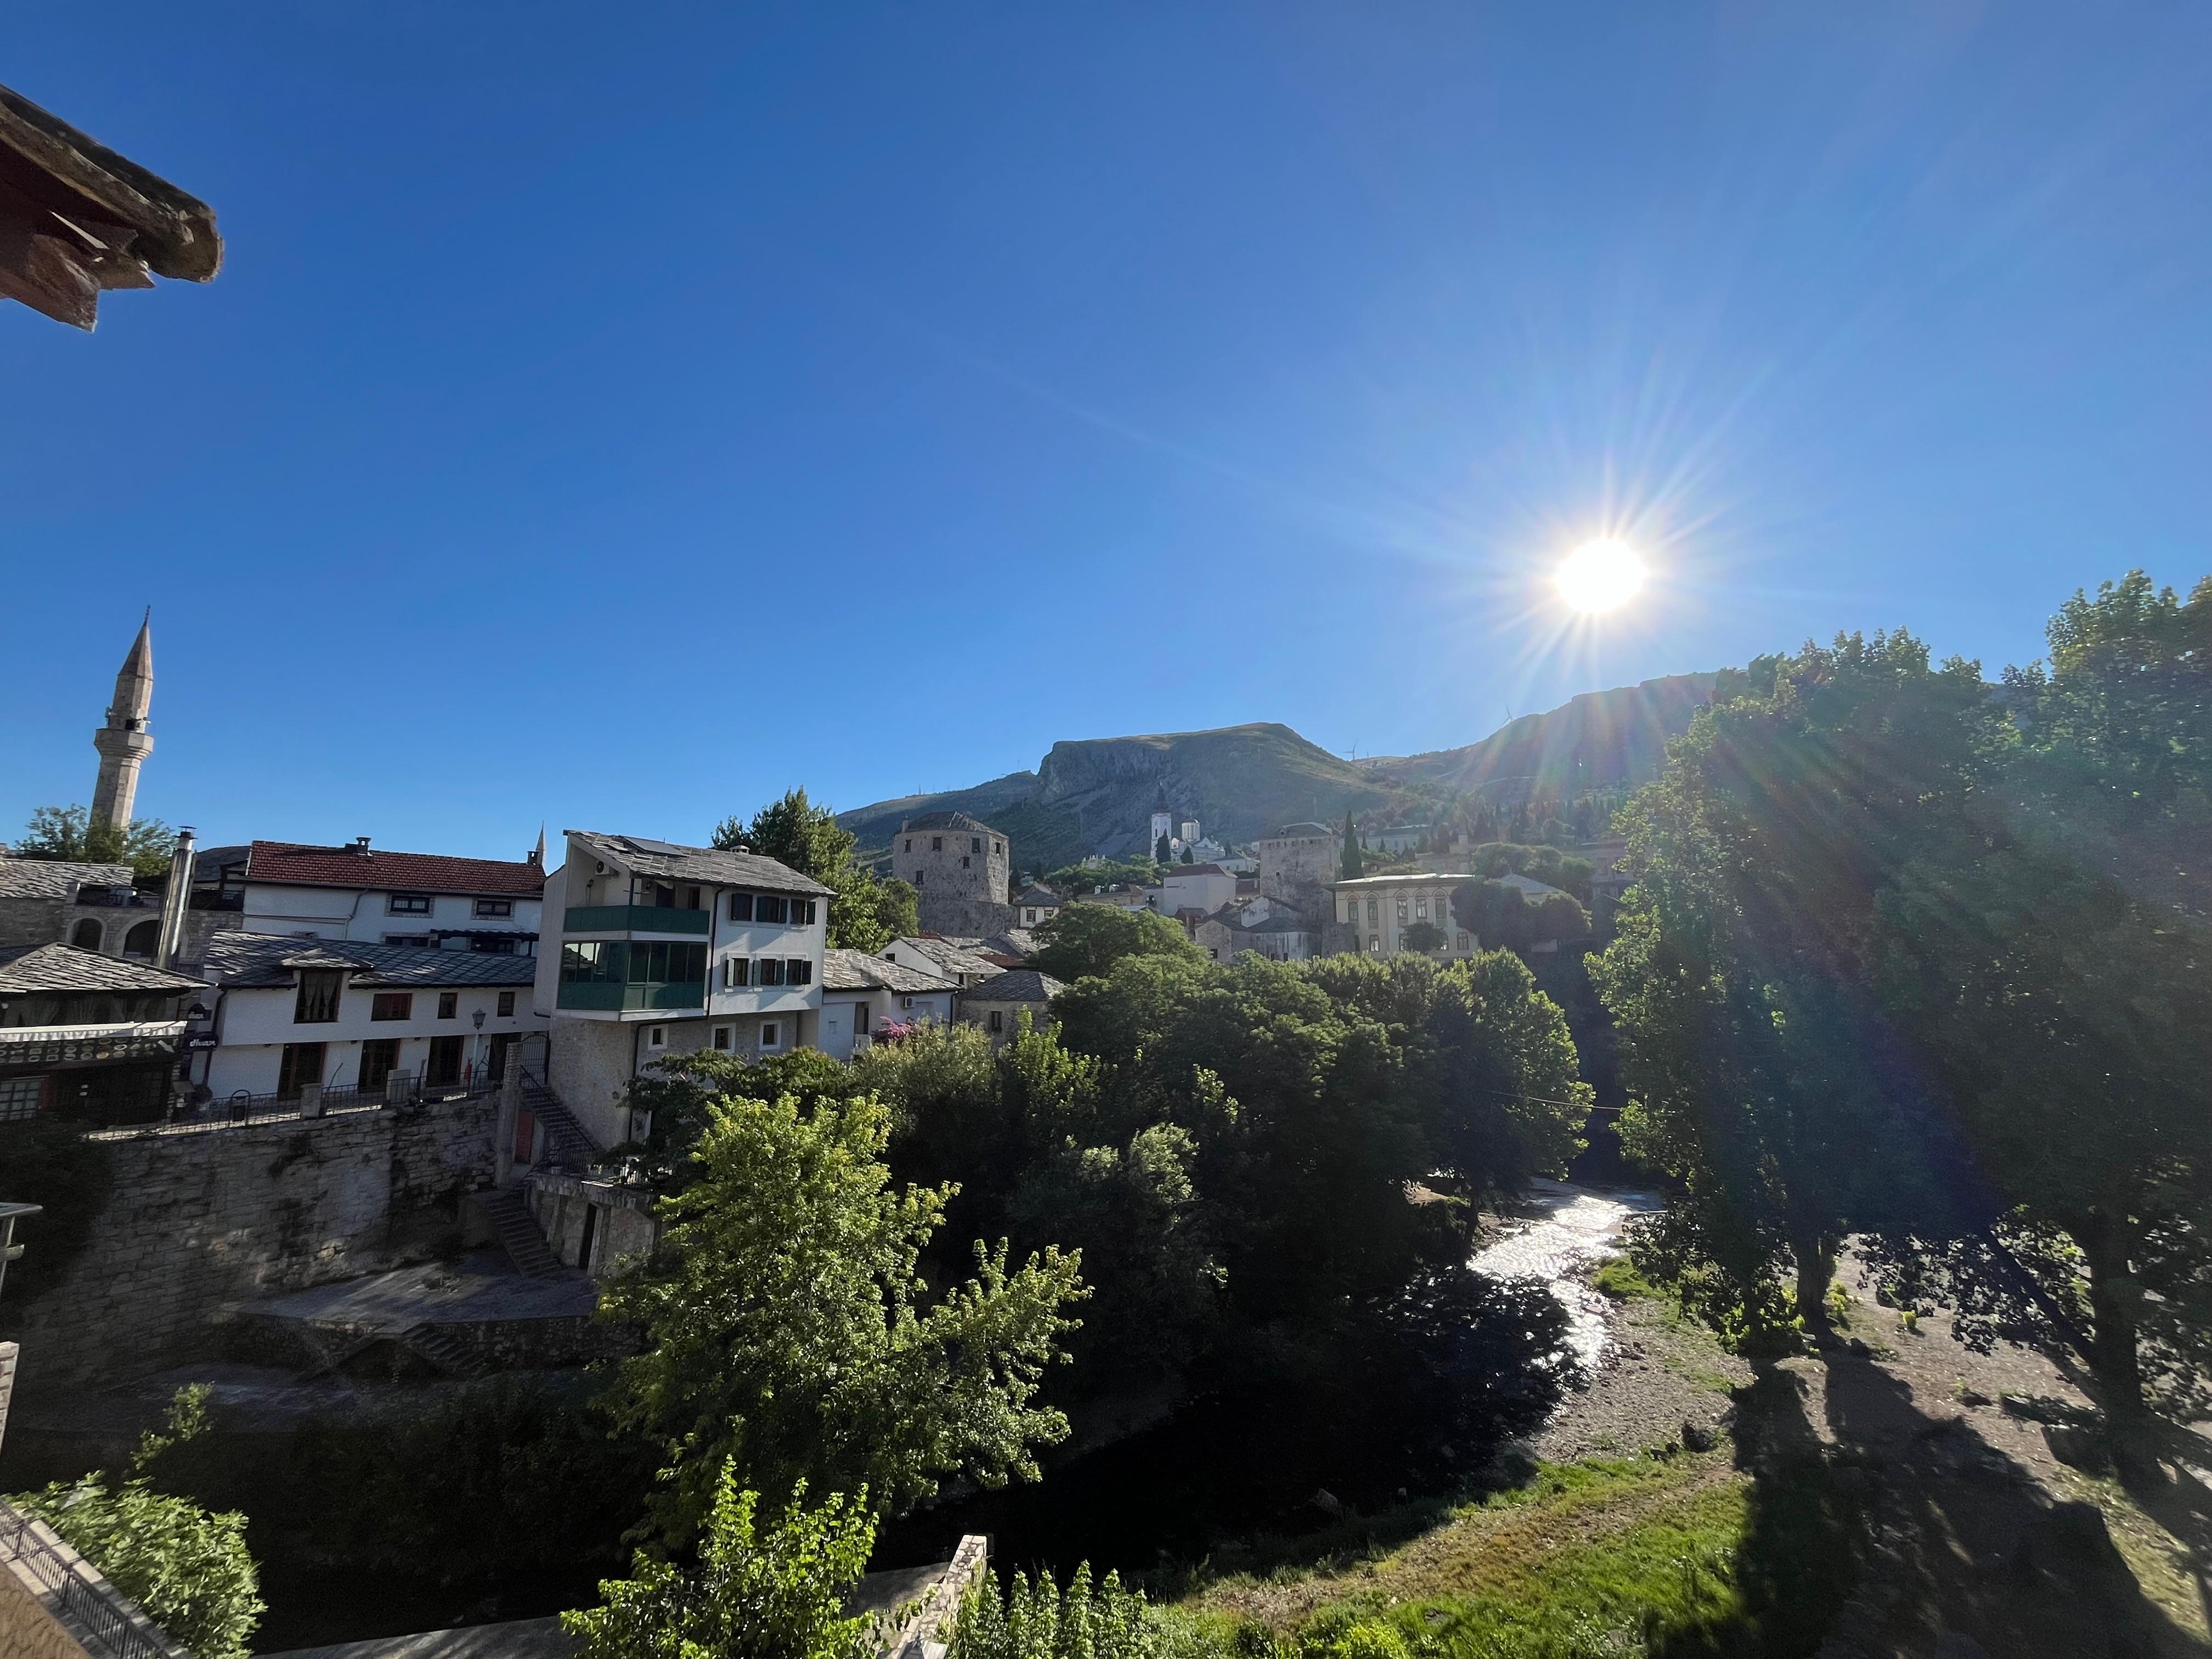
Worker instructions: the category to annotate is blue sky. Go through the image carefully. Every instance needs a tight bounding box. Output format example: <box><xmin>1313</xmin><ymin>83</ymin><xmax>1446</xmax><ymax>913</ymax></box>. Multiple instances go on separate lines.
<box><xmin>4</xmin><ymin>5</ymin><xmax>2208</xmax><ymax>861</ymax></box>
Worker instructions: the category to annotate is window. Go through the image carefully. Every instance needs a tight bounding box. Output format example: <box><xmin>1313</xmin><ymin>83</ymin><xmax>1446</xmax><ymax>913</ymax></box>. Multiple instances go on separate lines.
<box><xmin>971</xmin><ymin>837</ymin><xmax>982</xmax><ymax>854</ymax></box>
<box><xmin>497</xmin><ymin>991</ymin><xmax>516</xmax><ymax>1017</ymax></box>
<box><xmin>757</xmin><ymin>958</ymin><xmax>787</xmax><ymax>986</ymax></box>
<box><xmin>370</xmin><ymin>992</ymin><xmax>413</xmax><ymax>1022</ymax></box>
<box><xmin>1366</xmin><ymin>899</ymin><xmax>1379</xmax><ymax>923</ymax></box>
<box><xmin>913</xmin><ymin>870</ymin><xmax>924</xmax><ymax>887</ymax></box>
<box><xmin>1415</xmin><ymin>897</ymin><xmax>1428</xmax><ymax>919</ymax></box>
<box><xmin>900</xmin><ymin>995</ymin><xmax>914</xmax><ymax>1010</ymax></box>
<box><xmin>69</xmin><ymin>918</ymin><xmax>104</xmax><ymax>951</ymax></box>
<box><xmin>1024</xmin><ymin>909</ymin><xmax>1036</xmax><ymax>924</ymax></box>
<box><xmin>729</xmin><ymin>891</ymin><xmax>753</xmax><ymax>922</ymax></box>
<box><xmin>295</xmin><ymin>970</ymin><xmax>342</xmax><ymax>1024</ymax></box>
<box><xmin>903</xmin><ymin>839</ymin><xmax>912</xmax><ymax>853</ymax></box>
<box><xmin>756</xmin><ymin>894</ymin><xmax>791</xmax><ymax>926</ymax></box>
<box><xmin>359</xmin><ymin>1039</ymin><xmax>401</xmax><ymax>1092</ymax></box>
<box><xmin>713</xmin><ymin>1026</ymin><xmax>731</xmax><ymax>1050</ymax></box>
<box><xmin>1397</xmin><ymin>901</ymin><xmax>1409</xmax><ymax>924</ymax></box>
<box><xmin>931</xmin><ymin>837</ymin><xmax>943</xmax><ymax>851</ymax></box>
<box><xmin>426</xmin><ymin>1036</ymin><xmax>464</xmax><ymax>1085</ymax></box>
<box><xmin>385</xmin><ymin>934</ymin><xmax>432</xmax><ymax>948</ymax></box>
<box><xmin>1368</xmin><ymin>935</ymin><xmax>1380</xmax><ymax>952</ymax></box>
<box><xmin>438</xmin><ymin>991</ymin><xmax>459</xmax><ymax>1019</ymax></box>
<box><xmin>721</xmin><ymin>956</ymin><xmax>750</xmax><ymax>989</ymax></box>
<box><xmin>473</xmin><ymin>898</ymin><xmax>513</xmax><ymax>918</ymax></box>
<box><xmin>648</xmin><ymin>1025</ymin><xmax>665</xmax><ymax>1049</ymax></box>
<box><xmin>794</xmin><ymin>899</ymin><xmax>816</xmax><ymax>926</ymax></box>
<box><xmin>988</xmin><ymin>1009</ymin><xmax>1004</xmax><ymax>1032</ymax></box>
<box><xmin>563</xmin><ymin>940</ymin><xmax>707</xmax><ymax>988</ymax></box>
<box><xmin>855</xmin><ymin>1002</ymin><xmax>871</xmax><ymax>1033</ymax></box>
<box><xmin>682</xmin><ymin>885</ymin><xmax>702</xmax><ymax>910</ymax></box>
<box><xmin>388</xmin><ymin>893</ymin><xmax>433</xmax><ymax>916</ymax></box>
<box><xmin>787</xmin><ymin>959</ymin><xmax>812</xmax><ymax>985</ymax></box>
<box><xmin>1456</xmin><ymin>932</ymin><xmax>1470</xmax><ymax>951</ymax></box>
<box><xmin>961</xmin><ymin>856</ymin><xmax>970</xmax><ymax>869</ymax></box>
<box><xmin>0</xmin><ymin>1076</ymin><xmax>44</xmax><ymax>1122</ymax></box>
<box><xmin>994</xmin><ymin>841</ymin><xmax>1003</xmax><ymax>855</ymax></box>
<box><xmin>760</xmin><ymin>1023</ymin><xmax>781</xmax><ymax>1050</ymax></box>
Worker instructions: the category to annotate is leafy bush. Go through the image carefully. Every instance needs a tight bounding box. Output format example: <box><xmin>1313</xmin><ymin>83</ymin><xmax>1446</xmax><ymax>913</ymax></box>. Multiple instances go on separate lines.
<box><xmin>12</xmin><ymin>1388</ymin><xmax>263</xmax><ymax>1659</ymax></box>
<box><xmin>564</xmin><ymin>1463</ymin><xmax>876</xmax><ymax>1659</ymax></box>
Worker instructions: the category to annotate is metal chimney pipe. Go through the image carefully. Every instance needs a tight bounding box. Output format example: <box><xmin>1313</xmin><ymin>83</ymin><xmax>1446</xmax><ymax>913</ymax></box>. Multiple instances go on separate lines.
<box><xmin>156</xmin><ymin>826</ymin><xmax>198</xmax><ymax>968</ymax></box>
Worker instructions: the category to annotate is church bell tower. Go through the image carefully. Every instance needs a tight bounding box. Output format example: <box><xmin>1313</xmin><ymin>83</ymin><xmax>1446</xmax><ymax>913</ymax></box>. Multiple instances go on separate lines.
<box><xmin>91</xmin><ymin>613</ymin><xmax>155</xmax><ymax>832</ymax></box>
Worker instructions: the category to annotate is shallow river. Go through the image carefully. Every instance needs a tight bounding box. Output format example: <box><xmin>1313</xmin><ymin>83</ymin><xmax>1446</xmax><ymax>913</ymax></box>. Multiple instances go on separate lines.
<box><xmin>1470</xmin><ymin>1178</ymin><xmax>1662</xmax><ymax>1373</ymax></box>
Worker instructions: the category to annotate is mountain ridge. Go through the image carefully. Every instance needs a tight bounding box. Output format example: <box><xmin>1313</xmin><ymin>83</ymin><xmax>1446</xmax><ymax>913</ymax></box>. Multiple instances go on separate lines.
<box><xmin>836</xmin><ymin>673</ymin><xmax>1715</xmax><ymax>874</ymax></box>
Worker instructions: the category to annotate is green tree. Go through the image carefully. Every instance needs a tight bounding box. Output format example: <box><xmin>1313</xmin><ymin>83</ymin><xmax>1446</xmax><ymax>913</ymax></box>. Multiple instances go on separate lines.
<box><xmin>1589</xmin><ymin>631</ymin><xmax>1985</xmax><ymax>1341</ymax></box>
<box><xmin>13</xmin><ymin>1387</ymin><xmax>264</xmax><ymax>1659</ymax></box>
<box><xmin>1179</xmin><ymin>845</ymin><xmax>1195</xmax><ymax>864</ymax></box>
<box><xmin>714</xmin><ymin>789</ymin><xmax>917</xmax><ymax>951</ymax></box>
<box><xmin>1449</xmin><ymin>880</ymin><xmax>1589</xmax><ymax>959</ymax></box>
<box><xmin>1154</xmin><ymin>832</ymin><xmax>1173</xmax><ymax>864</ymax></box>
<box><xmin>597</xmin><ymin>1089</ymin><xmax>1086</xmax><ymax>1541</ymax></box>
<box><xmin>1031</xmin><ymin>904</ymin><xmax>1203</xmax><ymax>984</ymax></box>
<box><xmin>1339</xmin><ymin>810</ymin><xmax>1363</xmax><ymax>878</ymax></box>
<box><xmin>564</xmin><ymin>1466</ymin><xmax>876</xmax><ymax>1659</ymax></box>
<box><xmin>9</xmin><ymin>804</ymin><xmax>176</xmax><ymax>881</ymax></box>
<box><xmin>1044</xmin><ymin>858</ymin><xmax>1158</xmax><ymax>893</ymax></box>
<box><xmin>1398</xmin><ymin>919</ymin><xmax>1446</xmax><ymax>953</ymax></box>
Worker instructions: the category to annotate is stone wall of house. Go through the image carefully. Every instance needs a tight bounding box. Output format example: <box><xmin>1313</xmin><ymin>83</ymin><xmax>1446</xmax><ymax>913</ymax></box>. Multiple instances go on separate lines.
<box><xmin>895</xmin><ymin>821</ymin><xmax>1011</xmax><ymax>927</ymax></box>
<box><xmin>2</xmin><ymin>1097</ymin><xmax>498</xmax><ymax>1398</ymax></box>
<box><xmin>914</xmin><ymin>894</ymin><xmax>1020</xmax><ymax>939</ymax></box>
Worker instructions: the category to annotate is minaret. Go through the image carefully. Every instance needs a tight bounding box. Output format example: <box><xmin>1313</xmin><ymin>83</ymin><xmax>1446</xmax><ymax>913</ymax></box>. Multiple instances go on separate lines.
<box><xmin>91</xmin><ymin>612</ymin><xmax>155</xmax><ymax>832</ymax></box>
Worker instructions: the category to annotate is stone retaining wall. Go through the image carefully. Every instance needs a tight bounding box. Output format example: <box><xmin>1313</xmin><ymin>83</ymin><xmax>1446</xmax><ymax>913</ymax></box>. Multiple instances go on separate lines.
<box><xmin>2</xmin><ymin>1097</ymin><xmax>498</xmax><ymax>1398</ymax></box>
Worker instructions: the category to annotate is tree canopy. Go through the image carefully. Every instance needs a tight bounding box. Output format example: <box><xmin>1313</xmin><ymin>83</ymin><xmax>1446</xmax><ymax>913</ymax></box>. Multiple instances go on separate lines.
<box><xmin>8</xmin><ymin>804</ymin><xmax>176</xmax><ymax>880</ymax></box>
<box><xmin>1030</xmin><ymin>902</ymin><xmax>1203</xmax><ymax>984</ymax></box>
<box><xmin>597</xmin><ymin>1087</ymin><xmax>1085</xmax><ymax>1540</ymax></box>
<box><xmin>714</xmin><ymin>789</ymin><xmax>917</xmax><ymax>951</ymax></box>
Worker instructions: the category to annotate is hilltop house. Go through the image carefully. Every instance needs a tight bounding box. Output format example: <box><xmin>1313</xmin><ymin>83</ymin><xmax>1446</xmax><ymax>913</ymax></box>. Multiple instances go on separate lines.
<box><xmin>534</xmin><ymin>832</ymin><xmax>831</xmax><ymax>1146</ymax></box>
<box><xmin>234</xmin><ymin>839</ymin><xmax>545</xmax><ymax>954</ymax></box>
<box><xmin>189</xmin><ymin>932</ymin><xmax>546</xmax><ymax>1103</ymax></box>
<box><xmin>1013</xmin><ymin>885</ymin><xmax>1063</xmax><ymax>929</ymax></box>
<box><xmin>820</xmin><ymin>950</ymin><xmax>958</xmax><ymax>1059</ymax></box>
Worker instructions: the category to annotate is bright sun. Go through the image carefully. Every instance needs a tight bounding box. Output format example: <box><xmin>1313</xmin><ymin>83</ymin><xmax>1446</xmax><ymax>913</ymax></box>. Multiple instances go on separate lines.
<box><xmin>1556</xmin><ymin>538</ymin><xmax>1646</xmax><ymax>613</ymax></box>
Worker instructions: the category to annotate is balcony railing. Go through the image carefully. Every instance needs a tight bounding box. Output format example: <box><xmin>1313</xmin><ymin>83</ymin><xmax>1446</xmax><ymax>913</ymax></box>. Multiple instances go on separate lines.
<box><xmin>1</xmin><ymin>1499</ymin><xmax>190</xmax><ymax>1659</ymax></box>
<box><xmin>563</xmin><ymin>904</ymin><xmax>710</xmax><ymax>936</ymax></box>
<box><xmin>556</xmin><ymin>980</ymin><xmax>707</xmax><ymax>1012</ymax></box>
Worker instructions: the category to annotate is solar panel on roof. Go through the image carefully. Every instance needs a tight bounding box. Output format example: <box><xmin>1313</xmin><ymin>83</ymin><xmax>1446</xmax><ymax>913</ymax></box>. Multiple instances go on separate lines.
<box><xmin>620</xmin><ymin>837</ymin><xmax>689</xmax><ymax>856</ymax></box>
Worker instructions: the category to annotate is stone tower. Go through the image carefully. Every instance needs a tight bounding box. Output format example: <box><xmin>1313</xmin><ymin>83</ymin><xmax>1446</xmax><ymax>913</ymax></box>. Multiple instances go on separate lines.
<box><xmin>91</xmin><ymin>613</ymin><xmax>154</xmax><ymax>831</ymax></box>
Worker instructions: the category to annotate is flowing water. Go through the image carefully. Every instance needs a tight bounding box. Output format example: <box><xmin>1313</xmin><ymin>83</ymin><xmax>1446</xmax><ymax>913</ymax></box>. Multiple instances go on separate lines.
<box><xmin>1470</xmin><ymin>1178</ymin><xmax>1662</xmax><ymax>1374</ymax></box>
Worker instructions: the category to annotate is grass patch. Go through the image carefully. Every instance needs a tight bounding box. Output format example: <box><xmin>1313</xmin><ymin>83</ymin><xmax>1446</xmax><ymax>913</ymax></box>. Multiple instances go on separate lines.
<box><xmin>1592</xmin><ymin>1257</ymin><xmax>1663</xmax><ymax>1302</ymax></box>
<box><xmin>1186</xmin><ymin>1452</ymin><xmax>1865</xmax><ymax>1659</ymax></box>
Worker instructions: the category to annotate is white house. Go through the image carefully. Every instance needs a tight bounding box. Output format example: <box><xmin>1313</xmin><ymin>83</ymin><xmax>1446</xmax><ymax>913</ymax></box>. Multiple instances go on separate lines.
<box><xmin>880</xmin><ymin>936</ymin><xmax>1005</xmax><ymax>989</ymax></box>
<box><xmin>1331</xmin><ymin>872</ymin><xmax>1481</xmax><ymax>960</ymax></box>
<box><xmin>190</xmin><ymin>930</ymin><xmax>545</xmax><ymax>1103</ymax></box>
<box><xmin>1011</xmin><ymin>885</ymin><xmax>1063</xmax><ymax>929</ymax></box>
<box><xmin>236</xmin><ymin>839</ymin><xmax>545</xmax><ymax>953</ymax></box>
<box><xmin>533</xmin><ymin>831</ymin><xmax>831</xmax><ymax>1147</ymax></box>
<box><xmin>1156</xmin><ymin>863</ymin><xmax>1239</xmax><ymax>919</ymax></box>
<box><xmin>820</xmin><ymin>949</ymin><xmax>958</xmax><ymax>1060</ymax></box>
<box><xmin>1193</xmin><ymin>901</ymin><xmax>1316</xmax><ymax>963</ymax></box>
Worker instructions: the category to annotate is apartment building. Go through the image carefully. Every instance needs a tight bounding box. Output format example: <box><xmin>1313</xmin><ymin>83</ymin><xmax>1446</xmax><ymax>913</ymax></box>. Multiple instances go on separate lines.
<box><xmin>235</xmin><ymin>839</ymin><xmax>545</xmax><ymax>953</ymax></box>
<box><xmin>534</xmin><ymin>831</ymin><xmax>831</xmax><ymax>1145</ymax></box>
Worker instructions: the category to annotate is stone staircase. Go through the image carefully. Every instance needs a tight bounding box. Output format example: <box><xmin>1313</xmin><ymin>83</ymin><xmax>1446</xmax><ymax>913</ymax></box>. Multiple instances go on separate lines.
<box><xmin>521</xmin><ymin>1073</ymin><xmax>601</xmax><ymax>1170</ymax></box>
<box><xmin>398</xmin><ymin>1322</ymin><xmax>484</xmax><ymax>1378</ymax></box>
<box><xmin>480</xmin><ymin>1184</ymin><xmax>561</xmax><ymax>1278</ymax></box>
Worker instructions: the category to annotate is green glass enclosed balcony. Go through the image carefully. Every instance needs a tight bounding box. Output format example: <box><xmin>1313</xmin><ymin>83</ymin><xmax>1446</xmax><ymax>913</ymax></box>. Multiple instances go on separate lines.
<box><xmin>564</xmin><ymin>904</ymin><xmax>711</xmax><ymax>936</ymax></box>
<box><xmin>557</xmin><ymin>939</ymin><xmax>707</xmax><ymax>1013</ymax></box>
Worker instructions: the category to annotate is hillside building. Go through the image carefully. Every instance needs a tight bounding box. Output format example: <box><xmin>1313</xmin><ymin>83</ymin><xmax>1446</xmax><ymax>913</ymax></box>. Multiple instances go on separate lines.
<box><xmin>534</xmin><ymin>831</ymin><xmax>830</xmax><ymax>1146</ymax></box>
<box><xmin>0</xmin><ymin>943</ymin><xmax>205</xmax><ymax>1126</ymax></box>
<box><xmin>957</xmin><ymin>968</ymin><xmax>1064</xmax><ymax>1047</ymax></box>
<box><xmin>189</xmin><ymin>932</ymin><xmax>546</xmax><ymax>1104</ymax></box>
<box><xmin>820</xmin><ymin>950</ymin><xmax>958</xmax><ymax>1059</ymax></box>
<box><xmin>1256</xmin><ymin>822</ymin><xmax>1341</xmax><ymax>916</ymax></box>
<box><xmin>1330</xmin><ymin>872</ymin><xmax>1481</xmax><ymax>960</ymax></box>
<box><xmin>894</xmin><ymin>812</ymin><xmax>1017</xmax><ymax>936</ymax></box>
<box><xmin>234</xmin><ymin>839</ymin><xmax>546</xmax><ymax>953</ymax></box>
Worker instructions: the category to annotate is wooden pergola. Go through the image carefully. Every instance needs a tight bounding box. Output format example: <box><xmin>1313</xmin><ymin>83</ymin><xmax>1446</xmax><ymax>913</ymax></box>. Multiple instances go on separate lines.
<box><xmin>0</xmin><ymin>81</ymin><xmax>220</xmax><ymax>329</ymax></box>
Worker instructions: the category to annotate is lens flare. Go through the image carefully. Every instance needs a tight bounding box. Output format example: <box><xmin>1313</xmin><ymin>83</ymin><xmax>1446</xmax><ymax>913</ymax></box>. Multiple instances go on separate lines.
<box><xmin>1556</xmin><ymin>539</ymin><xmax>1646</xmax><ymax>613</ymax></box>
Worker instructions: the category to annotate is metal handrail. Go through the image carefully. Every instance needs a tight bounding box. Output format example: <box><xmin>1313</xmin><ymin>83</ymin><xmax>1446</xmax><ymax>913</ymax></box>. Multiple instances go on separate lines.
<box><xmin>0</xmin><ymin>1502</ymin><xmax>184</xmax><ymax>1659</ymax></box>
<box><xmin>92</xmin><ymin>1074</ymin><xmax>503</xmax><ymax>1139</ymax></box>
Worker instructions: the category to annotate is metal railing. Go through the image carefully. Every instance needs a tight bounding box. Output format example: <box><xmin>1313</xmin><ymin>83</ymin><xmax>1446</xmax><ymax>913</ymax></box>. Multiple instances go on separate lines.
<box><xmin>0</xmin><ymin>1499</ymin><xmax>186</xmax><ymax>1659</ymax></box>
<box><xmin>93</xmin><ymin>1072</ymin><xmax>504</xmax><ymax>1139</ymax></box>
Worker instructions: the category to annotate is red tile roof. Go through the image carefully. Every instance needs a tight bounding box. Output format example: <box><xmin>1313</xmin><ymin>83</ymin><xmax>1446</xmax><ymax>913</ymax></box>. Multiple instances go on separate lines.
<box><xmin>246</xmin><ymin>840</ymin><xmax>544</xmax><ymax>897</ymax></box>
